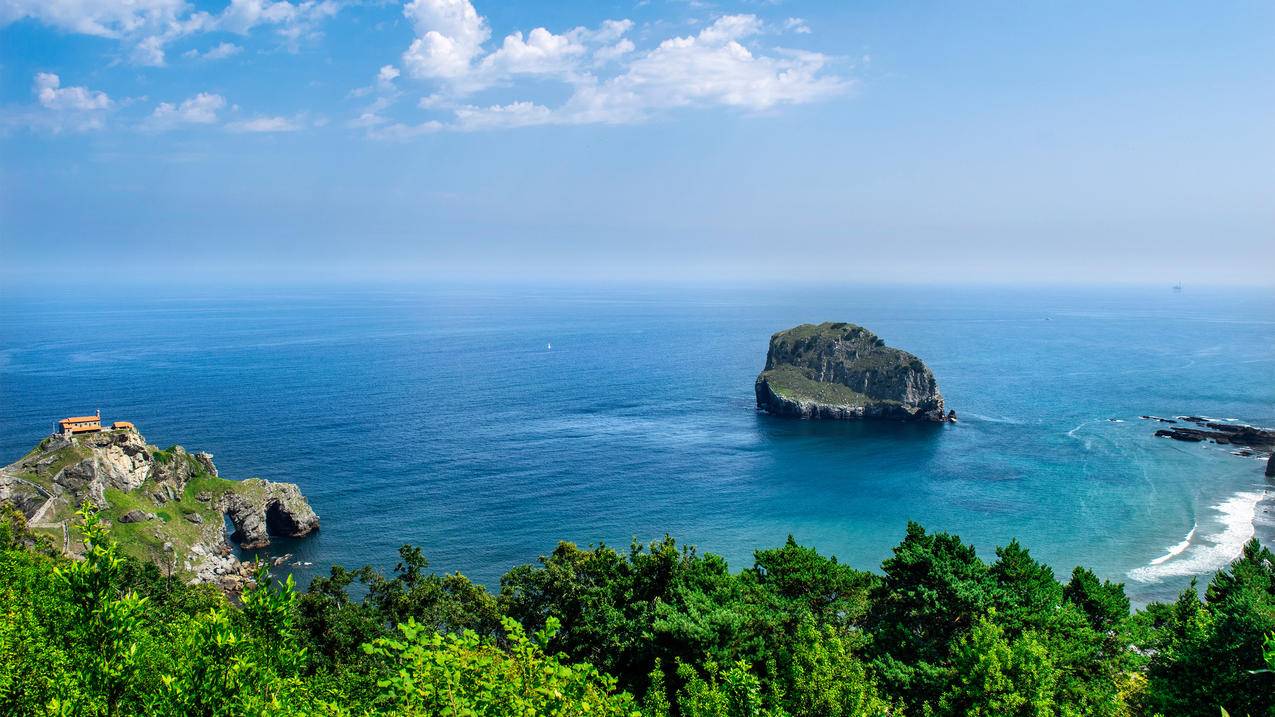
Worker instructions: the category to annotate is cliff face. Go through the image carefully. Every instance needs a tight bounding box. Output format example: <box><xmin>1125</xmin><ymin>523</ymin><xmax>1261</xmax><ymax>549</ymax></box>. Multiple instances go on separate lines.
<box><xmin>0</xmin><ymin>428</ymin><xmax>318</xmax><ymax>592</ymax></box>
<box><xmin>755</xmin><ymin>322</ymin><xmax>950</xmax><ymax>422</ymax></box>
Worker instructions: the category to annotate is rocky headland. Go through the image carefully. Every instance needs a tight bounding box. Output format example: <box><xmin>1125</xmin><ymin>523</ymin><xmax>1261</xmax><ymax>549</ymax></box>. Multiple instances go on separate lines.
<box><xmin>0</xmin><ymin>427</ymin><xmax>318</xmax><ymax>593</ymax></box>
<box><xmin>755</xmin><ymin>322</ymin><xmax>952</xmax><ymax>422</ymax></box>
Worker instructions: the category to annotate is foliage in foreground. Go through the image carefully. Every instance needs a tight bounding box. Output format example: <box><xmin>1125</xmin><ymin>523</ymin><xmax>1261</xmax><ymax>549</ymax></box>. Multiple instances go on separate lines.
<box><xmin>0</xmin><ymin>502</ymin><xmax>1272</xmax><ymax>716</ymax></box>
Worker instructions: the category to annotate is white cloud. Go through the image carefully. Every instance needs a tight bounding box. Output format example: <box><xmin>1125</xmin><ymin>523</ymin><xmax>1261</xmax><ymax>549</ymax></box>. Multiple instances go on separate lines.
<box><xmin>347</xmin><ymin>63</ymin><xmax>406</xmax><ymax>127</ymax></box>
<box><xmin>401</xmin><ymin>0</ymin><xmax>491</xmax><ymax>80</ymax></box>
<box><xmin>366</xmin><ymin>119</ymin><xmax>445</xmax><ymax>140</ymax></box>
<box><xmin>184</xmin><ymin>41</ymin><xmax>243</xmax><ymax>60</ymax></box>
<box><xmin>566</xmin><ymin>15</ymin><xmax>843</xmax><ymax>123</ymax></box>
<box><xmin>0</xmin><ymin>0</ymin><xmax>342</xmax><ymax>66</ymax></box>
<box><xmin>218</xmin><ymin>0</ymin><xmax>339</xmax><ymax>48</ymax></box>
<box><xmin>589</xmin><ymin>19</ymin><xmax>633</xmax><ymax>45</ymax></box>
<box><xmin>0</xmin><ymin>0</ymin><xmax>186</xmax><ymax>38</ymax></box>
<box><xmin>399</xmin><ymin>0</ymin><xmax>636</xmax><ymax>91</ymax></box>
<box><xmin>417</xmin><ymin>93</ymin><xmax>448</xmax><ymax>109</ymax></box>
<box><xmin>226</xmin><ymin>115</ymin><xmax>301</xmax><ymax>132</ymax></box>
<box><xmin>146</xmin><ymin>92</ymin><xmax>226</xmax><ymax>129</ymax></box>
<box><xmin>378</xmin><ymin>64</ymin><xmax>401</xmax><ymax>85</ymax></box>
<box><xmin>478</xmin><ymin>27</ymin><xmax>586</xmax><ymax>78</ymax></box>
<box><xmin>784</xmin><ymin>17</ymin><xmax>811</xmax><ymax>34</ymax></box>
<box><xmin>34</xmin><ymin>72</ymin><xmax>112</xmax><ymax>111</ymax></box>
<box><xmin>453</xmin><ymin>101</ymin><xmax>553</xmax><ymax>130</ymax></box>
<box><xmin>376</xmin><ymin>8</ymin><xmax>845</xmax><ymax>136</ymax></box>
<box><xmin>18</xmin><ymin>73</ymin><xmax>114</xmax><ymax>132</ymax></box>
<box><xmin>593</xmin><ymin>39</ymin><xmax>634</xmax><ymax>65</ymax></box>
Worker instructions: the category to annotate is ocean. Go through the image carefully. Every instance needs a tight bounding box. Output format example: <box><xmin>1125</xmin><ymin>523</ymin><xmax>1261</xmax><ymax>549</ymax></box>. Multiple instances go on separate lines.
<box><xmin>1</xmin><ymin>284</ymin><xmax>1271</xmax><ymax>605</ymax></box>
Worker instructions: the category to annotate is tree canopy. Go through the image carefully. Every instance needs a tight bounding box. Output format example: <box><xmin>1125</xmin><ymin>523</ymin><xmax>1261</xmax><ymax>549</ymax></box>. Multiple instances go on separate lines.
<box><xmin>0</xmin><ymin>503</ymin><xmax>1272</xmax><ymax>716</ymax></box>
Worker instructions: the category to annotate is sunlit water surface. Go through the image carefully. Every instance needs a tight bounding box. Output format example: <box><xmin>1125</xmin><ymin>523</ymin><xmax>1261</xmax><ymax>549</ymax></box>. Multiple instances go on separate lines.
<box><xmin>2</xmin><ymin>284</ymin><xmax>1272</xmax><ymax>605</ymax></box>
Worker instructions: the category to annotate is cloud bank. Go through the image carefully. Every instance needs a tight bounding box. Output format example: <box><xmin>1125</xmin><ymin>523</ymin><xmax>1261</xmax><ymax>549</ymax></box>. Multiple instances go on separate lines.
<box><xmin>0</xmin><ymin>0</ymin><xmax>341</xmax><ymax>66</ymax></box>
<box><xmin>361</xmin><ymin>0</ymin><xmax>845</xmax><ymax>136</ymax></box>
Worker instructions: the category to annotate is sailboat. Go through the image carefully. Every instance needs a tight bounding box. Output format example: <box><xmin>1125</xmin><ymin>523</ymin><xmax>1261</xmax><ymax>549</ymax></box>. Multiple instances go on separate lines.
<box><xmin>1172</xmin><ymin>282</ymin><xmax>1183</xmax><ymax>293</ymax></box>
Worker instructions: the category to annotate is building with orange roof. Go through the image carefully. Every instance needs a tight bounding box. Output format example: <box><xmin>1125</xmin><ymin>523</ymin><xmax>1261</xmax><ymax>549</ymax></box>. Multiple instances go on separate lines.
<box><xmin>112</xmin><ymin>421</ymin><xmax>136</xmax><ymax>431</ymax></box>
<box><xmin>56</xmin><ymin>411</ymin><xmax>102</xmax><ymax>435</ymax></box>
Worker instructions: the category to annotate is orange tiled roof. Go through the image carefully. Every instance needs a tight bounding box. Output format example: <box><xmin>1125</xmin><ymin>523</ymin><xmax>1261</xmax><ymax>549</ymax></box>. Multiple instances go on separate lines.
<box><xmin>113</xmin><ymin>421</ymin><xmax>135</xmax><ymax>428</ymax></box>
<box><xmin>59</xmin><ymin>416</ymin><xmax>101</xmax><ymax>424</ymax></box>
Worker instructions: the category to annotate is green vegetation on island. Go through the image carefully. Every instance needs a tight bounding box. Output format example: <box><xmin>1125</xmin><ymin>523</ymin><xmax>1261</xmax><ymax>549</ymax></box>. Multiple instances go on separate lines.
<box><xmin>756</xmin><ymin>323</ymin><xmax>951</xmax><ymax>422</ymax></box>
<box><xmin>1</xmin><ymin>502</ymin><xmax>1272</xmax><ymax>716</ymax></box>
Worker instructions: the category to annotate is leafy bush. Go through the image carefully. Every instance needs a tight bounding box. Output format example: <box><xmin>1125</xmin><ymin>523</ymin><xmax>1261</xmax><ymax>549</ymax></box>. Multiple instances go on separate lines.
<box><xmin>0</xmin><ymin>504</ymin><xmax>1271</xmax><ymax>716</ymax></box>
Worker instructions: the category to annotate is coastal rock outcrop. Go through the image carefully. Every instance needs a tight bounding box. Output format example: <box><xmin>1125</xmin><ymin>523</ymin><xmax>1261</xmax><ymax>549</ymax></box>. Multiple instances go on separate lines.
<box><xmin>0</xmin><ymin>426</ymin><xmax>318</xmax><ymax>593</ymax></box>
<box><xmin>48</xmin><ymin>430</ymin><xmax>155</xmax><ymax>506</ymax></box>
<box><xmin>755</xmin><ymin>322</ymin><xmax>949</xmax><ymax>422</ymax></box>
<box><xmin>1144</xmin><ymin>414</ymin><xmax>1275</xmax><ymax>482</ymax></box>
<box><xmin>1152</xmin><ymin>420</ymin><xmax>1275</xmax><ymax>449</ymax></box>
<box><xmin>219</xmin><ymin>479</ymin><xmax>320</xmax><ymax>550</ymax></box>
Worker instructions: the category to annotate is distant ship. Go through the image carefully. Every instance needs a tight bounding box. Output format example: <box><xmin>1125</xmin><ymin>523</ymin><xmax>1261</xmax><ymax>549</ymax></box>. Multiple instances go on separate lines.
<box><xmin>547</xmin><ymin>342</ymin><xmax>552</xmax><ymax>350</ymax></box>
<box><xmin>1172</xmin><ymin>282</ymin><xmax>1183</xmax><ymax>293</ymax></box>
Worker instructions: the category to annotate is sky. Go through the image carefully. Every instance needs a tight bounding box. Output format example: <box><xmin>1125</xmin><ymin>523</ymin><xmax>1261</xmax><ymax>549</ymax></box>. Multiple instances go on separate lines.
<box><xmin>1</xmin><ymin>1</ymin><xmax>1272</xmax><ymax>286</ymax></box>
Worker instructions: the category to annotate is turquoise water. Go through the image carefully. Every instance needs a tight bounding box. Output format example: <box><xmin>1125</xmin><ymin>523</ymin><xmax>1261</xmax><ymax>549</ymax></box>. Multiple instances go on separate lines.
<box><xmin>1</xmin><ymin>284</ymin><xmax>1272</xmax><ymax>604</ymax></box>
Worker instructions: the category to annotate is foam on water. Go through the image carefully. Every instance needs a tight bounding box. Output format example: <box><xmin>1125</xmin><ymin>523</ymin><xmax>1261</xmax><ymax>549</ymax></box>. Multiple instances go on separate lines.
<box><xmin>960</xmin><ymin>412</ymin><xmax>1024</xmax><ymax>425</ymax></box>
<box><xmin>1148</xmin><ymin>523</ymin><xmax>1197</xmax><ymax>565</ymax></box>
<box><xmin>1065</xmin><ymin>421</ymin><xmax>1090</xmax><ymax>438</ymax></box>
<box><xmin>1129</xmin><ymin>492</ymin><xmax>1262</xmax><ymax>583</ymax></box>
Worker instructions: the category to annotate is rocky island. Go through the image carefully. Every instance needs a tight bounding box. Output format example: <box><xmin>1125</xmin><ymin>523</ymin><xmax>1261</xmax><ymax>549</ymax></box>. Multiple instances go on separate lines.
<box><xmin>755</xmin><ymin>322</ymin><xmax>952</xmax><ymax>422</ymax></box>
<box><xmin>0</xmin><ymin>424</ymin><xmax>318</xmax><ymax>592</ymax></box>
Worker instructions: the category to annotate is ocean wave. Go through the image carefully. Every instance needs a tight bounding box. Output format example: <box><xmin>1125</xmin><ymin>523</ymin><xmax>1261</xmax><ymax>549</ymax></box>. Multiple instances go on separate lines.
<box><xmin>961</xmin><ymin>412</ymin><xmax>1024</xmax><ymax>425</ymax></box>
<box><xmin>1128</xmin><ymin>491</ymin><xmax>1262</xmax><ymax>583</ymax></box>
<box><xmin>1148</xmin><ymin>523</ymin><xmax>1197</xmax><ymax>566</ymax></box>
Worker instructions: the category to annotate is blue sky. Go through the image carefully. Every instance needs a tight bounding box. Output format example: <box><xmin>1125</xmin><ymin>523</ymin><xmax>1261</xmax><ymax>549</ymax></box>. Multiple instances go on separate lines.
<box><xmin>1</xmin><ymin>1</ymin><xmax>1272</xmax><ymax>285</ymax></box>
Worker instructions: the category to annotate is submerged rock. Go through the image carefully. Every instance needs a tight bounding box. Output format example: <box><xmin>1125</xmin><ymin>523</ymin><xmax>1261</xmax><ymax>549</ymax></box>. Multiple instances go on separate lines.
<box><xmin>755</xmin><ymin>322</ymin><xmax>949</xmax><ymax>422</ymax></box>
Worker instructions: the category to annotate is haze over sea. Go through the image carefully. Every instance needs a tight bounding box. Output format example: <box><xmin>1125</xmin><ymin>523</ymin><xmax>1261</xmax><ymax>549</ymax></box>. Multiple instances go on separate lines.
<box><xmin>1</xmin><ymin>284</ymin><xmax>1272</xmax><ymax>604</ymax></box>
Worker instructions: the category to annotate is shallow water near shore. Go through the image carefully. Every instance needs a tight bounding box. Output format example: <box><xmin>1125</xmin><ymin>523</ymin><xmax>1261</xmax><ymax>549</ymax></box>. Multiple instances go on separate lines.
<box><xmin>1</xmin><ymin>284</ymin><xmax>1272</xmax><ymax>605</ymax></box>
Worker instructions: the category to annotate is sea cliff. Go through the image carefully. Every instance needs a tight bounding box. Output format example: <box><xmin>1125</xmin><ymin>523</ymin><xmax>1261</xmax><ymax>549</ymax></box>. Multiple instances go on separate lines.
<box><xmin>0</xmin><ymin>427</ymin><xmax>317</xmax><ymax>592</ymax></box>
<box><xmin>755</xmin><ymin>322</ymin><xmax>951</xmax><ymax>422</ymax></box>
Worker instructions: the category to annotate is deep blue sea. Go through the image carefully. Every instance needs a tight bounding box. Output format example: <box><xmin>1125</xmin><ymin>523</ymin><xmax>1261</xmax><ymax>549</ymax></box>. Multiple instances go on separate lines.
<box><xmin>1</xmin><ymin>284</ymin><xmax>1272</xmax><ymax>604</ymax></box>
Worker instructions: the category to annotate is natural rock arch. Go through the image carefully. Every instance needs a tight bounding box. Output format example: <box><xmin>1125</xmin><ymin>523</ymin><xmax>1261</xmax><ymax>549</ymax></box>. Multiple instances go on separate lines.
<box><xmin>219</xmin><ymin>480</ymin><xmax>320</xmax><ymax>550</ymax></box>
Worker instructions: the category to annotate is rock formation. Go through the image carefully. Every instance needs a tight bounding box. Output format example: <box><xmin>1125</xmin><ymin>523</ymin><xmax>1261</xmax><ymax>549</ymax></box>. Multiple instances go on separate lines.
<box><xmin>755</xmin><ymin>322</ymin><xmax>950</xmax><ymax>422</ymax></box>
<box><xmin>220</xmin><ymin>480</ymin><xmax>320</xmax><ymax>550</ymax></box>
<box><xmin>0</xmin><ymin>427</ymin><xmax>319</xmax><ymax>593</ymax></box>
<box><xmin>1152</xmin><ymin>419</ymin><xmax>1275</xmax><ymax>449</ymax></box>
<box><xmin>1144</xmin><ymin>415</ymin><xmax>1275</xmax><ymax>482</ymax></box>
